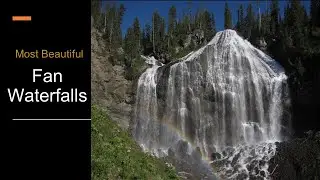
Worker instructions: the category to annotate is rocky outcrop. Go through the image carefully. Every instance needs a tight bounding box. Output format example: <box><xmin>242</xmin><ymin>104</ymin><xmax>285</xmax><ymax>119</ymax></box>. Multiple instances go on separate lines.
<box><xmin>91</xmin><ymin>27</ymin><xmax>134</xmax><ymax>129</ymax></box>
<box><xmin>268</xmin><ymin>131</ymin><xmax>320</xmax><ymax>180</ymax></box>
<box><xmin>163</xmin><ymin>140</ymin><xmax>218</xmax><ymax>180</ymax></box>
<box><xmin>267</xmin><ymin>38</ymin><xmax>320</xmax><ymax>137</ymax></box>
<box><xmin>184</xmin><ymin>30</ymin><xmax>205</xmax><ymax>48</ymax></box>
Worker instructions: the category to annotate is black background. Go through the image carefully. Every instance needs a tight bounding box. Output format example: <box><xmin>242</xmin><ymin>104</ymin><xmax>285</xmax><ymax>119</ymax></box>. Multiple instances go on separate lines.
<box><xmin>4</xmin><ymin>1</ymin><xmax>91</xmax><ymax>179</ymax></box>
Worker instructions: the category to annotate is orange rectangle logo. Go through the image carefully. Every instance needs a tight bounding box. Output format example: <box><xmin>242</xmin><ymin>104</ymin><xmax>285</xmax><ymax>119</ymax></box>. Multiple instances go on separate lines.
<box><xmin>12</xmin><ymin>16</ymin><xmax>32</xmax><ymax>21</ymax></box>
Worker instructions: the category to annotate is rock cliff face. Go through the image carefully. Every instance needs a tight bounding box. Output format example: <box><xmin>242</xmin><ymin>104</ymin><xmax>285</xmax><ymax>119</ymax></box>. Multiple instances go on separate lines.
<box><xmin>268</xmin><ymin>132</ymin><xmax>320</xmax><ymax>180</ymax></box>
<box><xmin>91</xmin><ymin>27</ymin><xmax>134</xmax><ymax>129</ymax></box>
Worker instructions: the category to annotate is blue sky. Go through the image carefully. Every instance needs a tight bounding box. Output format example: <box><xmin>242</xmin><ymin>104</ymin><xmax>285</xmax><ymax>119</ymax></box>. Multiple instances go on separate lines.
<box><xmin>115</xmin><ymin>1</ymin><xmax>310</xmax><ymax>36</ymax></box>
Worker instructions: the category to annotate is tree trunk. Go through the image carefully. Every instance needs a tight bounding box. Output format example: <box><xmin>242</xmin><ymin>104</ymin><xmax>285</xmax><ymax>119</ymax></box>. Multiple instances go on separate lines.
<box><xmin>109</xmin><ymin>10</ymin><xmax>116</xmax><ymax>45</ymax></box>
<box><xmin>109</xmin><ymin>18</ymin><xmax>113</xmax><ymax>45</ymax></box>
<box><xmin>104</xmin><ymin>13</ymin><xmax>107</xmax><ymax>33</ymax></box>
<box><xmin>139</xmin><ymin>34</ymin><xmax>141</xmax><ymax>52</ymax></box>
<box><xmin>259</xmin><ymin>7</ymin><xmax>261</xmax><ymax>33</ymax></box>
<box><xmin>168</xmin><ymin>35</ymin><xmax>170</xmax><ymax>50</ymax></box>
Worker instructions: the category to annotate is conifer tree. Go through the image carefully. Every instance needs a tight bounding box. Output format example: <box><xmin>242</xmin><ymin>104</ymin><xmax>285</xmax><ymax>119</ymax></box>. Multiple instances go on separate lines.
<box><xmin>224</xmin><ymin>2</ymin><xmax>233</xmax><ymax>29</ymax></box>
<box><xmin>168</xmin><ymin>6</ymin><xmax>177</xmax><ymax>37</ymax></box>
<box><xmin>168</xmin><ymin>6</ymin><xmax>177</xmax><ymax>52</ymax></box>
<box><xmin>124</xmin><ymin>17</ymin><xmax>141</xmax><ymax>65</ymax></box>
<box><xmin>101</xmin><ymin>3</ymin><xmax>125</xmax><ymax>49</ymax></box>
<box><xmin>290</xmin><ymin>0</ymin><xmax>306</xmax><ymax>48</ymax></box>
<box><xmin>245</xmin><ymin>4</ymin><xmax>255</xmax><ymax>39</ymax></box>
<box><xmin>310</xmin><ymin>0</ymin><xmax>320</xmax><ymax>28</ymax></box>
<box><xmin>117</xmin><ymin>4</ymin><xmax>125</xmax><ymax>45</ymax></box>
<box><xmin>142</xmin><ymin>23</ymin><xmax>153</xmax><ymax>55</ymax></box>
<box><xmin>151</xmin><ymin>11</ymin><xmax>166</xmax><ymax>56</ymax></box>
<box><xmin>187</xmin><ymin>1</ymin><xmax>192</xmax><ymax>32</ymax></box>
<box><xmin>107</xmin><ymin>3</ymin><xmax>116</xmax><ymax>44</ymax></box>
<box><xmin>91</xmin><ymin>0</ymin><xmax>102</xmax><ymax>28</ymax></box>
<box><xmin>203</xmin><ymin>10</ymin><xmax>215</xmax><ymax>42</ymax></box>
<box><xmin>124</xmin><ymin>27</ymin><xmax>135</xmax><ymax>65</ymax></box>
<box><xmin>261</xmin><ymin>10</ymin><xmax>271</xmax><ymax>38</ymax></box>
<box><xmin>152</xmin><ymin>11</ymin><xmax>161</xmax><ymax>54</ymax></box>
<box><xmin>133</xmin><ymin>17</ymin><xmax>141</xmax><ymax>52</ymax></box>
<box><xmin>270</xmin><ymin>0</ymin><xmax>280</xmax><ymax>37</ymax></box>
<box><xmin>159</xmin><ymin>17</ymin><xmax>166</xmax><ymax>53</ymax></box>
<box><xmin>236</xmin><ymin>4</ymin><xmax>245</xmax><ymax>35</ymax></box>
<box><xmin>211</xmin><ymin>13</ymin><xmax>217</xmax><ymax>36</ymax></box>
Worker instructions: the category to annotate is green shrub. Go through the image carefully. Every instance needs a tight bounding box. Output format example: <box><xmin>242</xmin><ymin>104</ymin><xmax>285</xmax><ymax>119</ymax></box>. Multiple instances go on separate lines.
<box><xmin>125</xmin><ymin>56</ymin><xmax>146</xmax><ymax>80</ymax></box>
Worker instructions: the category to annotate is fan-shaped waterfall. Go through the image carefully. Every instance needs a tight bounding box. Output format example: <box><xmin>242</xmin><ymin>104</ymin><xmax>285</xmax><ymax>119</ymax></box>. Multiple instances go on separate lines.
<box><xmin>132</xmin><ymin>30</ymin><xmax>291</xmax><ymax>179</ymax></box>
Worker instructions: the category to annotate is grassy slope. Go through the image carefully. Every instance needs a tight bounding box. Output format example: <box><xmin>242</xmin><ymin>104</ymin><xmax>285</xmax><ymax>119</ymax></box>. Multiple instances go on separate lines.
<box><xmin>91</xmin><ymin>105</ymin><xmax>179</xmax><ymax>180</ymax></box>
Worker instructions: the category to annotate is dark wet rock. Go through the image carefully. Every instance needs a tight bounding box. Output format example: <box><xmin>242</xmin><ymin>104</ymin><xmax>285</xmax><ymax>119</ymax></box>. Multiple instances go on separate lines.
<box><xmin>211</xmin><ymin>152</ymin><xmax>221</xmax><ymax>161</ymax></box>
<box><xmin>168</xmin><ymin>147</ymin><xmax>175</xmax><ymax>157</ymax></box>
<box><xmin>260</xmin><ymin>170</ymin><xmax>266</xmax><ymax>177</ymax></box>
<box><xmin>250</xmin><ymin>148</ymin><xmax>256</xmax><ymax>156</ymax></box>
<box><xmin>231</xmin><ymin>152</ymin><xmax>241</xmax><ymax>166</ymax></box>
<box><xmin>232</xmin><ymin>164</ymin><xmax>242</xmax><ymax>173</ymax></box>
<box><xmin>226</xmin><ymin>169</ymin><xmax>233</xmax><ymax>176</ymax></box>
<box><xmin>268</xmin><ymin>133</ymin><xmax>320</xmax><ymax>180</ymax></box>
<box><xmin>191</xmin><ymin>147</ymin><xmax>202</xmax><ymax>161</ymax></box>
<box><xmin>236</xmin><ymin>172</ymin><xmax>248</xmax><ymax>180</ymax></box>
<box><xmin>175</xmin><ymin>140</ymin><xmax>189</xmax><ymax>158</ymax></box>
<box><xmin>315</xmin><ymin>131</ymin><xmax>320</xmax><ymax>139</ymax></box>
<box><xmin>246</xmin><ymin>164</ymin><xmax>253</xmax><ymax>172</ymax></box>
<box><xmin>164</xmin><ymin>144</ymin><xmax>218</xmax><ymax>180</ymax></box>
<box><xmin>222</xmin><ymin>150</ymin><xmax>228</xmax><ymax>157</ymax></box>
<box><xmin>222</xmin><ymin>146</ymin><xmax>235</xmax><ymax>157</ymax></box>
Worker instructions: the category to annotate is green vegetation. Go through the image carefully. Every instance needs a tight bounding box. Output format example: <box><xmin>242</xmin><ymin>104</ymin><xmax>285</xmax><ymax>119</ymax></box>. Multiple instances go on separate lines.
<box><xmin>125</xmin><ymin>56</ymin><xmax>146</xmax><ymax>80</ymax></box>
<box><xmin>91</xmin><ymin>105</ymin><xmax>178</xmax><ymax>180</ymax></box>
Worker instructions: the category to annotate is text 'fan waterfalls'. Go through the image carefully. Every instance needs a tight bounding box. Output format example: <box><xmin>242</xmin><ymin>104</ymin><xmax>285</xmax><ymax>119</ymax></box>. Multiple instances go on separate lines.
<box><xmin>132</xmin><ymin>30</ymin><xmax>291</xmax><ymax>179</ymax></box>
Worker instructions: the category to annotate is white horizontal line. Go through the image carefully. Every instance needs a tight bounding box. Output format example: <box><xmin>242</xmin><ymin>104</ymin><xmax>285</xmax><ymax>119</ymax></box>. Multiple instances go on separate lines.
<box><xmin>12</xmin><ymin>119</ymin><xmax>91</xmax><ymax>121</ymax></box>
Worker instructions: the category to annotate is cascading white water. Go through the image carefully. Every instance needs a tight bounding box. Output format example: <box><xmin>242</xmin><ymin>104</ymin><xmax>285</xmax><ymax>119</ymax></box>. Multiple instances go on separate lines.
<box><xmin>132</xmin><ymin>30</ymin><xmax>291</xmax><ymax>179</ymax></box>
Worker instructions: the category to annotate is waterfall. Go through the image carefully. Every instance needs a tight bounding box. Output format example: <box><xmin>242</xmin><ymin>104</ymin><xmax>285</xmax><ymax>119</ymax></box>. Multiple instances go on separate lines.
<box><xmin>132</xmin><ymin>30</ymin><xmax>291</xmax><ymax>179</ymax></box>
